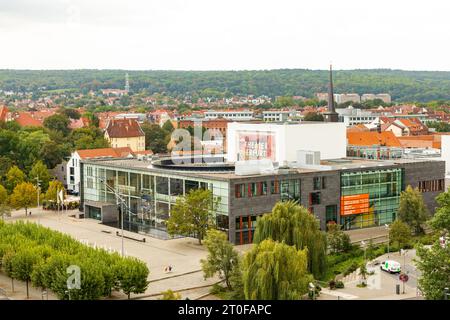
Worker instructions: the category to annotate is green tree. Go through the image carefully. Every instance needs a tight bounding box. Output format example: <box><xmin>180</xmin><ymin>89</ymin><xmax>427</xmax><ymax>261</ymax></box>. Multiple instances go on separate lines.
<box><xmin>389</xmin><ymin>219</ymin><xmax>412</xmax><ymax>249</ymax></box>
<box><xmin>429</xmin><ymin>189</ymin><xmax>450</xmax><ymax>233</ymax></box>
<box><xmin>45</xmin><ymin>180</ymin><xmax>65</xmax><ymax>203</ymax></box>
<box><xmin>6</xmin><ymin>165</ymin><xmax>26</xmax><ymax>193</ymax></box>
<box><xmin>0</xmin><ymin>204</ymin><xmax>11</xmax><ymax>220</ymax></box>
<box><xmin>253</xmin><ymin>201</ymin><xmax>327</xmax><ymax>279</ymax></box>
<box><xmin>2</xmin><ymin>250</ymin><xmax>16</xmax><ymax>292</ymax></box>
<box><xmin>115</xmin><ymin>258</ymin><xmax>149</xmax><ymax>299</ymax></box>
<box><xmin>167</xmin><ymin>189</ymin><xmax>219</xmax><ymax>244</ymax></box>
<box><xmin>200</xmin><ymin>229</ymin><xmax>240</xmax><ymax>289</ymax></box>
<box><xmin>416</xmin><ymin>242</ymin><xmax>450</xmax><ymax>300</ymax></box>
<box><xmin>327</xmin><ymin>223</ymin><xmax>351</xmax><ymax>253</ymax></box>
<box><xmin>59</xmin><ymin>108</ymin><xmax>81</xmax><ymax>120</ymax></box>
<box><xmin>398</xmin><ymin>185</ymin><xmax>428</xmax><ymax>235</ymax></box>
<box><xmin>43</xmin><ymin>114</ymin><xmax>71</xmax><ymax>136</ymax></box>
<box><xmin>160</xmin><ymin>289</ymin><xmax>181</xmax><ymax>300</ymax></box>
<box><xmin>10</xmin><ymin>182</ymin><xmax>37</xmax><ymax>215</ymax></box>
<box><xmin>11</xmin><ymin>248</ymin><xmax>43</xmax><ymax>298</ymax></box>
<box><xmin>303</xmin><ymin>112</ymin><xmax>324</xmax><ymax>121</ymax></box>
<box><xmin>242</xmin><ymin>239</ymin><xmax>313</xmax><ymax>300</ymax></box>
<box><xmin>162</xmin><ymin>120</ymin><xmax>175</xmax><ymax>133</ymax></box>
<box><xmin>29</xmin><ymin>160</ymin><xmax>52</xmax><ymax>192</ymax></box>
<box><xmin>141</xmin><ymin>122</ymin><xmax>169</xmax><ymax>154</ymax></box>
<box><xmin>0</xmin><ymin>184</ymin><xmax>7</xmax><ymax>205</ymax></box>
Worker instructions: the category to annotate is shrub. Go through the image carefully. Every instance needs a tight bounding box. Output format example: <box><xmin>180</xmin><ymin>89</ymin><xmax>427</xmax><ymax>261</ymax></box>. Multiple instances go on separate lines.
<box><xmin>335</xmin><ymin>281</ymin><xmax>345</xmax><ymax>289</ymax></box>
<box><xmin>0</xmin><ymin>221</ymin><xmax>149</xmax><ymax>300</ymax></box>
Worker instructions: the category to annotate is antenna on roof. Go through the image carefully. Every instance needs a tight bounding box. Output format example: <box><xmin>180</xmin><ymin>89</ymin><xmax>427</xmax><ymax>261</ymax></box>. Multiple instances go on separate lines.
<box><xmin>125</xmin><ymin>73</ymin><xmax>130</xmax><ymax>93</ymax></box>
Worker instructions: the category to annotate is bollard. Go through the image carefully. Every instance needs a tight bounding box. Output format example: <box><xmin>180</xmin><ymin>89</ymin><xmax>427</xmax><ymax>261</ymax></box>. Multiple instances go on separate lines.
<box><xmin>396</xmin><ymin>284</ymin><xmax>400</xmax><ymax>295</ymax></box>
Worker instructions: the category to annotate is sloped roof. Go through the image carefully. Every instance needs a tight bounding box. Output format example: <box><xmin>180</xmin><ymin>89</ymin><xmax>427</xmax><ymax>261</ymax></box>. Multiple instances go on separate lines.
<box><xmin>14</xmin><ymin>112</ymin><xmax>43</xmax><ymax>127</ymax></box>
<box><xmin>347</xmin><ymin>131</ymin><xmax>401</xmax><ymax>147</ymax></box>
<box><xmin>76</xmin><ymin>147</ymin><xmax>134</xmax><ymax>159</ymax></box>
<box><xmin>105</xmin><ymin>118</ymin><xmax>145</xmax><ymax>138</ymax></box>
<box><xmin>0</xmin><ymin>105</ymin><xmax>8</xmax><ymax>122</ymax></box>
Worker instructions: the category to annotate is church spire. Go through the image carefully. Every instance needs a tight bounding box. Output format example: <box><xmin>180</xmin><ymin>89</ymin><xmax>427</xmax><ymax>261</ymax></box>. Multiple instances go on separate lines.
<box><xmin>324</xmin><ymin>64</ymin><xmax>339</xmax><ymax>122</ymax></box>
<box><xmin>328</xmin><ymin>64</ymin><xmax>335</xmax><ymax>113</ymax></box>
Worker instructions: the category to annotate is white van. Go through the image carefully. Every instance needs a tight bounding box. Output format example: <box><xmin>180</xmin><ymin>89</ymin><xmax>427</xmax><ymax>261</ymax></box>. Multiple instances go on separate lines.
<box><xmin>380</xmin><ymin>260</ymin><xmax>401</xmax><ymax>274</ymax></box>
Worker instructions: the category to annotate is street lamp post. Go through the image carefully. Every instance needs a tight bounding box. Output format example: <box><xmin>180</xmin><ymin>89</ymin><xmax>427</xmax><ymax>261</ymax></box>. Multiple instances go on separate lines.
<box><xmin>100</xmin><ymin>178</ymin><xmax>125</xmax><ymax>257</ymax></box>
<box><xmin>444</xmin><ymin>287</ymin><xmax>449</xmax><ymax>300</ymax></box>
<box><xmin>35</xmin><ymin>175</ymin><xmax>41</xmax><ymax>208</ymax></box>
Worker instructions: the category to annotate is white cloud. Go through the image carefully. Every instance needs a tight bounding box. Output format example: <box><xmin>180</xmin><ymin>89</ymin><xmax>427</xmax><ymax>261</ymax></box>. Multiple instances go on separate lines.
<box><xmin>0</xmin><ymin>0</ymin><xmax>449</xmax><ymax>70</ymax></box>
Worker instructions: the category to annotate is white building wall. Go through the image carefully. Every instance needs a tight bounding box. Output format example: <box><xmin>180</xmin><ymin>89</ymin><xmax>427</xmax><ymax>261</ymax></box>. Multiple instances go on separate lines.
<box><xmin>227</xmin><ymin>122</ymin><xmax>346</xmax><ymax>165</ymax></box>
<box><xmin>67</xmin><ymin>152</ymin><xmax>81</xmax><ymax>194</ymax></box>
<box><xmin>440</xmin><ymin>135</ymin><xmax>450</xmax><ymax>177</ymax></box>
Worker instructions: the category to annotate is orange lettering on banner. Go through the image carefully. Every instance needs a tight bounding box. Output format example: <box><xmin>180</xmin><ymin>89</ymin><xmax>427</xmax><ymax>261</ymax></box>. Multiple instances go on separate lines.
<box><xmin>340</xmin><ymin>194</ymin><xmax>370</xmax><ymax>216</ymax></box>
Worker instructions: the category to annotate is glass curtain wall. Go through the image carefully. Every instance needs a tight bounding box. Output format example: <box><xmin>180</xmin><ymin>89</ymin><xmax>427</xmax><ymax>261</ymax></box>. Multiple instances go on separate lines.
<box><xmin>340</xmin><ymin>169</ymin><xmax>402</xmax><ymax>230</ymax></box>
<box><xmin>83</xmin><ymin>164</ymin><xmax>229</xmax><ymax>235</ymax></box>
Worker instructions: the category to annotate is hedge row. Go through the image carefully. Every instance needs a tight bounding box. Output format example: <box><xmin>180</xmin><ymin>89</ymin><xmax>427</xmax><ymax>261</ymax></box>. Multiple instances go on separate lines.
<box><xmin>0</xmin><ymin>220</ymin><xmax>149</xmax><ymax>300</ymax></box>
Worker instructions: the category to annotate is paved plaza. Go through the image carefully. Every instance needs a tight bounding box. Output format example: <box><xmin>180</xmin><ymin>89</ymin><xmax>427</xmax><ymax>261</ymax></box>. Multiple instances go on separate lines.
<box><xmin>2</xmin><ymin>208</ymin><xmax>220</xmax><ymax>299</ymax></box>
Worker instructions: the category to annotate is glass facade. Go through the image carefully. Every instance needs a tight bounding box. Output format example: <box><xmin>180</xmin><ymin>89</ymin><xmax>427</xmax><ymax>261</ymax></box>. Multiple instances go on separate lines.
<box><xmin>340</xmin><ymin>168</ymin><xmax>403</xmax><ymax>230</ymax></box>
<box><xmin>83</xmin><ymin>164</ymin><xmax>229</xmax><ymax>235</ymax></box>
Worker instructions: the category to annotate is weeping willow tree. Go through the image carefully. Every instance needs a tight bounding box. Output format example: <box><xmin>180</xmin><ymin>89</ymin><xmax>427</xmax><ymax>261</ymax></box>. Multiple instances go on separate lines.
<box><xmin>242</xmin><ymin>239</ymin><xmax>312</xmax><ymax>300</ymax></box>
<box><xmin>253</xmin><ymin>201</ymin><xmax>327</xmax><ymax>279</ymax></box>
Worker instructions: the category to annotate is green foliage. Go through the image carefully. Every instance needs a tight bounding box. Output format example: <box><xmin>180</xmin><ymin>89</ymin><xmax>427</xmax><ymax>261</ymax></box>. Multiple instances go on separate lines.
<box><xmin>45</xmin><ymin>180</ymin><xmax>65</xmax><ymax>203</ymax></box>
<box><xmin>162</xmin><ymin>120</ymin><xmax>175</xmax><ymax>133</ymax></box>
<box><xmin>398</xmin><ymin>185</ymin><xmax>428</xmax><ymax>235</ymax></box>
<box><xmin>167</xmin><ymin>189</ymin><xmax>219</xmax><ymax>244</ymax></box>
<box><xmin>43</xmin><ymin>114</ymin><xmax>71</xmax><ymax>136</ymax></box>
<box><xmin>160</xmin><ymin>289</ymin><xmax>181</xmax><ymax>300</ymax></box>
<box><xmin>70</xmin><ymin>127</ymin><xmax>110</xmax><ymax>150</ymax></box>
<box><xmin>140</xmin><ymin>122</ymin><xmax>169</xmax><ymax>154</ymax></box>
<box><xmin>59</xmin><ymin>108</ymin><xmax>81</xmax><ymax>120</ymax></box>
<box><xmin>6</xmin><ymin>165</ymin><xmax>25</xmax><ymax>193</ymax></box>
<box><xmin>253</xmin><ymin>201</ymin><xmax>327</xmax><ymax>279</ymax></box>
<box><xmin>242</xmin><ymin>239</ymin><xmax>313</xmax><ymax>300</ymax></box>
<box><xmin>389</xmin><ymin>220</ymin><xmax>412</xmax><ymax>249</ymax></box>
<box><xmin>4</xmin><ymin>69</ymin><xmax>450</xmax><ymax>102</ymax></box>
<box><xmin>427</xmin><ymin>121</ymin><xmax>450</xmax><ymax>132</ymax></box>
<box><xmin>327</xmin><ymin>223</ymin><xmax>351</xmax><ymax>253</ymax></box>
<box><xmin>0</xmin><ymin>184</ymin><xmax>7</xmax><ymax>205</ymax></box>
<box><xmin>29</xmin><ymin>160</ymin><xmax>52</xmax><ymax>192</ymax></box>
<box><xmin>303</xmin><ymin>112</ymin><xmax>324</xmax><ymax>121</ymax></box>
<box><xmin>430</xmin><ymin>189</ymin><xmax>450</xmax><ymax>233</ymax></box>
<box><xmin>114</xmin><ymin>257</ymin><xmax>150</xmax><ymax>299</ymax></box>
<box><xmin>416</xmin><ymin>242</ymin><xmax>450</xmax><ymax>300</ymax></box>
<box><xmin>10</xmin><ymin>182</ymin><xmax>37</xmax><ymax>215</ymax></box>
<box><xmin>0</xmin><ymin>221</ymin><xmax>149</xmax><ymax>300</ymax></box>
<box><xmin>200</xmin><ymin>229</ymin><xmax>240</xmax><ymax>290</ymax></box>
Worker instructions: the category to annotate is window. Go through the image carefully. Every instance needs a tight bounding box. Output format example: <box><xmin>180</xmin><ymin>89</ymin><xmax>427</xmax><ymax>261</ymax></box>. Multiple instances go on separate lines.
<box><xmin>271</xmin><ymin>180</ymin><xmax>280</xmax><ymax>194</ymax></box>
<box><xmin>418</xmin><ymin>179</ymin><xmax>445</xmax><ymax>192</ymax></box>
<box><xmin>310</xmin><ymin>192</ymin><xmax>321</xmax><ymax>205</ymax></box>
<box><xmin>235</xmin><ymin>184</ymin><xmax>245</xmax><ymax>198</ymax></box>
<box><xmin>313</xmin><ymin>177</ymin><xmax>326</xmax><ymax>190</ymax></box>
<box><xmin>326</xmin><ymin>205</ymin><xmax>338</xmax><ymax>224</ymax></box>
<box><xmin>281</xmin><ymin>179</ymin><xmax>300</xmax><ymax>202</ymax></box>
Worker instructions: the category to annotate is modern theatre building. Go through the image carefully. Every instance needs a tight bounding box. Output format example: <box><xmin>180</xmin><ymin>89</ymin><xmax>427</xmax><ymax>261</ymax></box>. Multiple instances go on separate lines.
<box><xmin>80</xmin><ymin>155</ymin><xmax>444</xmax><ymax>245</ymax></box>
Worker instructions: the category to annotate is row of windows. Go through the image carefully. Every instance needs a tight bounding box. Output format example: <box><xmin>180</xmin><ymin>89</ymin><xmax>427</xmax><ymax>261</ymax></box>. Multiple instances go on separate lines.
<box><xmin>418</xmin><ymin>179</ymin><xmax>445</xmax><ymax>192</ymax></box>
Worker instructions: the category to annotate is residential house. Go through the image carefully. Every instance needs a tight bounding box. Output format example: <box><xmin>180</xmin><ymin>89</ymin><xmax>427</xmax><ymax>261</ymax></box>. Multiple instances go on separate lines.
<box><xmin>67</xmin><ymin>147</ymin><xmax>135</xmax><ymax>194</ymax></box>
<box><xmin>104</xmin><ymin>118</ymin><xmax>146</xmax><ymax>152</ymax></box>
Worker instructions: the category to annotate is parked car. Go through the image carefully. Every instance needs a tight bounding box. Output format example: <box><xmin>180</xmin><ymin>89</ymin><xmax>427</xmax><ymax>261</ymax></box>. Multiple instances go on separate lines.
<box><xmin>380</xmin><ymin>260</ymin><xmax>401</xmax><ymax>274</ymax></box>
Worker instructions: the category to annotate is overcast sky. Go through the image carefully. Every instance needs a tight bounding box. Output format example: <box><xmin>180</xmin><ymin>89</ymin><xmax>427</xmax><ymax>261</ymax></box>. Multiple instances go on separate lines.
<box><xmin>0</xmin><ymin>0</ymin><xmax>449</xmax><ymax>71</ymax></box>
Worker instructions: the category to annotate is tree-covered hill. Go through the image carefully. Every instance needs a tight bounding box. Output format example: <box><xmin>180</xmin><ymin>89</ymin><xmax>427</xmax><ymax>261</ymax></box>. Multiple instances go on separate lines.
<box><xmin>1</xmin><ymin>69</ymin><xmax>450</xmax><ymax>102</ymax></box>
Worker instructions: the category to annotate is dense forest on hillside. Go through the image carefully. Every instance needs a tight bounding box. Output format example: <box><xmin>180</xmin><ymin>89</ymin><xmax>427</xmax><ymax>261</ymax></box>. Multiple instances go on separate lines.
<box><xmin>1</xmin><ymin>69</ymin><xmax>450</xmax><ymax>102</ymax></box>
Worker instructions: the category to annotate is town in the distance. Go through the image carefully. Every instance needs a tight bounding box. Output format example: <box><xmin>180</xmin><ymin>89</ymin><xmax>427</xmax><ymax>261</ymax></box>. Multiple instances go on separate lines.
<box><xmin>0</xmin><ymin>67</ymin><xmax>449</xmax><ymax>301</ymax></box>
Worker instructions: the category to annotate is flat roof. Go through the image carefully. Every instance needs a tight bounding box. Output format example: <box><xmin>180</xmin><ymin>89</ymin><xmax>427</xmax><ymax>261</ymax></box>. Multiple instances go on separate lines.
<box><xmin>81</xmin><ymin>156</ymin><xmax>442</xmax><ymax>181</ymax></box>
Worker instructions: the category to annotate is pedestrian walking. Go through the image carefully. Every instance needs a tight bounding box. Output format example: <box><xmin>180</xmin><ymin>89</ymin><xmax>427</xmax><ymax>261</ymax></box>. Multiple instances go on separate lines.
<box><xmin>168</xmin><ymin>265</ymin><xmax>172</xmax><ymax>272</ymax></box>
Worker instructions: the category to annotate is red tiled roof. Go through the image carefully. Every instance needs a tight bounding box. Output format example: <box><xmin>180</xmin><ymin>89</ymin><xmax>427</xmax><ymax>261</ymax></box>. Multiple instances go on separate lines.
<box><xmin>14</xmin><ymin>112</ymin><xmax>43</xmax><ymax>127</ymax></box>
<box><xmin>76</xmin><ymin>147</ymin><xmax>134</xmax><ymax>159</ymax></box>
<box><xmin>105</xmin><ymin>118</ymin><xmax>144</xmax><ymax>138</ymax></box>
<box><xmin>347</xmin><ymin>131</ymin><xmax>401</xmax><ymax>147</ymax></box>
<box><xmin>0</xmin><ymin>105</ymin><xmax>8</xmax><ymax>122</ymax></box>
